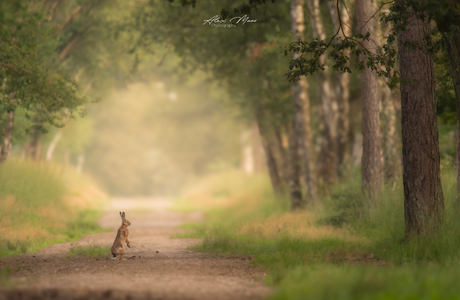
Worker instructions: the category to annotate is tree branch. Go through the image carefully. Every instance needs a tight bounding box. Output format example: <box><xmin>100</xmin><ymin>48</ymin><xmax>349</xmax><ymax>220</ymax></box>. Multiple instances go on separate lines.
<box><xmin>52</xmin><ymin>5</ymin><xmax>84</xmax><ymax>37</ymax></box>
<box><xmin>358</xmin><ymin>0</ymin><xmax>395</xmax><ymax>32</ymax></box>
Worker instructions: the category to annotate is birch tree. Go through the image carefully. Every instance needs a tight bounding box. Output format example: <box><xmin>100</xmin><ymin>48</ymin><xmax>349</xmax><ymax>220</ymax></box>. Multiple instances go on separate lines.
<box><xmin>357</xmin><ymin>0</ymin><xmax>383</xmax><ymax>197</ymax></box>
<box><xmin>291</xmin><ymin>0</ymin><xmax>316</xmax><ymax>204</ymax></box>
<box><xmin>328</xmin><ymin>0</ymin><xmax>353</xmax><ymax>173</ymax></box>
<box><xmin>306</xmin><ymin>0</ymin><xmax>338</xmax><ymax>188</ymax></box>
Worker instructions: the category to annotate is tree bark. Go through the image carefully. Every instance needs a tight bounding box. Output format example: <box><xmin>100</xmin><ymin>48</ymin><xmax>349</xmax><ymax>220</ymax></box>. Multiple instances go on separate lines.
<box><xmin>288</xmin><ymin>122</ymin><xmax>303</xmax><ymax>209</ymax></box>
<box><xmin>357</xmin><ymin>0</ymin><xmax>383</xmax><ymax>198</ymax></box>
<box><xmin>252</xmin><ymin>122</ymin><xmax>266</xmax><ymax>172</ymax></box>
<box><xmin>0</xmin><ymin>111</ymin><xmax>14</xmax><ymax>163</ymax></box>
<box><xmin>380</xmin><ymin>80</ymin><xmax>400</xmax><ymax>183</ymax></box>
<box><xmin>398</xmin><ymin>5</ymin><xmax>444</xmax><ymax>237</ymax></box>
<box><xmin>291</xmin><ymin>0</ymin><xmax>317</xmax><ymax>201</ymax></box>
<box><xmin>272</xmin><ymin>127</ymin><xmax>289</xmax><ymax>184</ymax></box>
<box><xmin>328</xmin><ymin>0</ymin><xmax>353</xmax><ymax>174</ymax></box>
<box><xmin>256</xmin><ymin>111</ymin><xmax>284</xmax><ymax>195</ymax></box>
<box><xmin>306</xmin><ymin>0</ymin><xmax>338</xmax><ymax>188</ymax></box>
<box><xmin>379</xmin><ymin>4</ymin><xmax>401</xmax><ymax>185</ymax></box>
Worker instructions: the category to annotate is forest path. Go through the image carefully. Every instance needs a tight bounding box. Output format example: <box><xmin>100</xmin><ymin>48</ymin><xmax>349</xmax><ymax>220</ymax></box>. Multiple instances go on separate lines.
<box><xmin>0</xmin><ymin>198</ymin><xmax>270</xmax><ymax>300</ymax></box>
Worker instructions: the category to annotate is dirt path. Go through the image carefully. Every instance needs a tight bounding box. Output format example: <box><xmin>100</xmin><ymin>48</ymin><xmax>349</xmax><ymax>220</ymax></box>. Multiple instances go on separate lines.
<box><xmin>0</xmin><ymin>198</ymin><xmax>270</xmax><ymax>300</ymax></box>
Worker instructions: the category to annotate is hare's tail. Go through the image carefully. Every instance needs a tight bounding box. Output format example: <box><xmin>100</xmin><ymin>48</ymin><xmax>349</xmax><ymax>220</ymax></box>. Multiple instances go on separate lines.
<box><xmin>111</xmin><ymin>253</ymin><xmax>117</xmax><ymax>259</ymax></box>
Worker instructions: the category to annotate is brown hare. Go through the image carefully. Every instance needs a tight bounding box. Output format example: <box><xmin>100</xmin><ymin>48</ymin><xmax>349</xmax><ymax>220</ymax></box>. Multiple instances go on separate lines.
<box><xmin>111</xmin><ymin>211</ymin><xmax>131</xmax><ymax>260</ymax></box>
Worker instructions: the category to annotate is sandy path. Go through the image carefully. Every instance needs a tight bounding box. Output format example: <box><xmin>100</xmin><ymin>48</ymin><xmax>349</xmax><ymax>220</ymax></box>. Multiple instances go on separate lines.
<box><xmin>0</xmin><ymin>198</ymin><xmax>270</xmax><ymax>300</ymax></box>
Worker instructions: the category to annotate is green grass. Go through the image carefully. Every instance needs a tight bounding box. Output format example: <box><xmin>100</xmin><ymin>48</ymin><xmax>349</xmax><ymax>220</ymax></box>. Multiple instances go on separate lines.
<box><xmin>176</xmin><ymin>169</ymin><xmax>460</xmax><ymax>300</ymax></box>
<box><xmin>0</xmin><ymin>265</ymin><xmax>13</xmax><ymax>282</ymax></box>
<box><xmin>0</xmin><ymin>159</ymin><xmax>66</xmax><ymax>208</ymax></box>
<box><xmin>0</xmin><ymin>159</ymin><xmax>107</xmax><ymax>258</ymax></box>
<box><xmin>269</xmin><ymin>263</ymin><xmax>460</xmax><ymax>300</ymax></box>
<box><xmin>67</xmin><ymin>244</ymin><xmax>111</xmax><ymax>258</ymax></box>
<box><xmin>0</xmin><ymin>209</ymin><xmax>107</xmax><ymax>257</ymax></box>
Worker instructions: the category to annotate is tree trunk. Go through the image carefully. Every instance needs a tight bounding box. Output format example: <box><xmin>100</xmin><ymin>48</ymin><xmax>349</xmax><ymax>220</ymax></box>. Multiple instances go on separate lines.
<box><xmin>252</xmin><ymin>122</ymin><xmax>266</xmax><ymax>172</ymax></box>
<box><xmin>380</xmin><ymin>80</ymin><xmax>400</xmax><ymax>183</ymax></box>
<box><xmin>292</xmin><ymin>78</ymin><xmax>317</xmax><ymax>200</ymax></box>
<box><xmin>379</xmin><ymin>4</ymin><xmax>401</xmax><ymax>185</ymax></box>
<box><xmin>256</xmin><ymin>111</ymin><xmax>284</xmax><ymax>195</ymax></box>
<box><xmin>0</xmin><ymin>111</ymin><xmax>14</xmax><ymax>163</ymax></box>
<box><xmin>288</xmin><ymin>122</ymin><xmax>303</xmax><ymax>209</ymax></box>
<box><xmin>357</xmin><ymin>0</ymin><xmax>383</xmax><ymax>198</ymax></box>
<box><xmin>76</xmin><ymin>154</ymin><xmax>85</xmax><ymax>173</ymax></box>
<box><xmin>45</xmin><ymin>129</ymin><xmax>62</xmax><ymax>162</ymax></box>
<box><xmin>398</xmin><ymin>6</ymin><xmax>444</xmax><ymax>237</ymax></box>
<box><xmin>328</xmin><ymin>0</ymin><xmax>353</xmax><ymax>175</ymax></box>
<box><xmin>306</xmin><ymin>0</ymin><xmax>338</xmax><ymax>188</ymax></box>
<box><xmin>26</xmin><ymin>128</ymin><xmax>43</xmax><ymax>161</ymax></box>
<box><xmin>272</xmin><ymin>127</ymin><xmax>289</xmax><ymax>184</ymax></box>
<box><xmin>291</xmin><ymin>0</ymin><xmax>317</xmax><ymax>201</ymax></box>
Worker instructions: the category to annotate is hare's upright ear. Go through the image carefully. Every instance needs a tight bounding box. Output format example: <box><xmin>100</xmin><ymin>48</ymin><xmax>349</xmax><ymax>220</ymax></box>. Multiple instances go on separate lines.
<box><xmin>119</xmin><ymin>211</ymin><xmax>123</xmax><ymax>219</ymax></box>
<box><xmin>122</xmin><ymin>212</ymin><xmax>126</xmax><ymax>218</ymax></box>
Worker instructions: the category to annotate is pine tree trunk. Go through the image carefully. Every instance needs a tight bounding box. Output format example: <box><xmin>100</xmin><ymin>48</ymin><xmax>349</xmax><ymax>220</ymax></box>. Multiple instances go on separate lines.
<box><xmin>288</xmin><ymin>122</ymin><xmax>303</xmax><ymax>209</ymax></box>
<box><xmin>357</xmin><ymin>0</ymin><xmax>383</xmax><ymax>198</ymax></box>
<box><xmin>291</xmin><ymin>0</ymin><xmax>317</xmax><ymax>201</ymax></box>
<box><xmin>328</xmin><ymin>0</ymin><xmax>352</xmax><ymax>174</ymax></box>
<box><xmin>398</xmin><ymin>6</ymin><xmax>444</xmax><ymax>237</ymax></box>
<box><xmin>306</xmin><ymin>0</ymin><xmax>338</xmax><ymax>188</ymax></box>
<box><xmin>0</xmin><ymin>111</ymin><xmax>14</xmax><ymax>163</ymax></box>
<box><xmin>256</xmin><ymin>111</ymin><xmax>283</xmax><ymax>195</ymax></box>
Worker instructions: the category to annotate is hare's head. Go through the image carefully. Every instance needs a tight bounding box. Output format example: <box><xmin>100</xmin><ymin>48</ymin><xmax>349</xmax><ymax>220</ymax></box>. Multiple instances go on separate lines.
<box><xmin>119</xmin><ymin>211</ymin><xmax>131</xmax><ymax>227</ymax></box>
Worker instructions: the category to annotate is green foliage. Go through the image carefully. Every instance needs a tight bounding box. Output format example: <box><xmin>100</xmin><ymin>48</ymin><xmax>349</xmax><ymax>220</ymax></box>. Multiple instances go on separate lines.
<box><xmin>285</xmin><ymin>0</ymin><xmax>457</xmax><ymax>88</ymax></box>
<box><xmin>67</xmin><ymin>244</ymin><xmax>110</xmax><ymax>258</ymax></box>
<box><xmin>435</xmin><ymin>49</ymin><xmax>457</xmax><ymax>125</ymax></box>
<box><xmin>0</xmin><ymin>1</ymin><xmax>86</xmax><ymax>130</ymax></box>
<box><xmin>133</xmin><ymin>0</ymin><xmax>294</xmax><ymax>127</ymax></box>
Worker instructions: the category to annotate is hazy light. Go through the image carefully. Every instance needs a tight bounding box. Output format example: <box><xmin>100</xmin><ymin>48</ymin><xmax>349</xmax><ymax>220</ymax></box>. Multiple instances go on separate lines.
<box><xmin>168</xmin><ymin>91</ymin><xmax>178</xmax><ymax>102</ymax></box>
<box><xmin>155</xmin><ymin>81</ymin><xmax>165</xmax><ymax>89</ymax></box>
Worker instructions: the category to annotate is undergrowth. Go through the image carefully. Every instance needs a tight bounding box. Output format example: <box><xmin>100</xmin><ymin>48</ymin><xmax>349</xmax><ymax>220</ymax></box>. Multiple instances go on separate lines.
<box><xmin>176</xmin><ymin>168</ymin><xmax>460</xmax><ymax>300</ymax></box>
<box><xmin>0</xmin><ymin>159</ymin><xmax>107</xmax><ymax>257</ymax></box>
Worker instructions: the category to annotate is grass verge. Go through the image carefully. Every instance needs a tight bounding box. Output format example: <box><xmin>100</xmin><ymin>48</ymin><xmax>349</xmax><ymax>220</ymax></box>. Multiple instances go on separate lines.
<box><xmin>67</xmin><ymin>244</ymin><xmax>111</xmax><ymax>258</ymax></box>
<box><xmin>0</xmin><ymin>159</ymin><xmax>107</xmax><ymax>257</ymax></box>
<box><xmin>176</xmin><ymin>169</ymin><xmax>460</xmax><ymax>300</ymax></box>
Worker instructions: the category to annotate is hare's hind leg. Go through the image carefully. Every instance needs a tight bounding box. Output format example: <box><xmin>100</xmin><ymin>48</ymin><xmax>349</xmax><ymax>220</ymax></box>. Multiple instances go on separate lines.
<box><xmin>119</xmin><ymin>253</ymin><xmax>126</xmax><ymax>261</ymax></box>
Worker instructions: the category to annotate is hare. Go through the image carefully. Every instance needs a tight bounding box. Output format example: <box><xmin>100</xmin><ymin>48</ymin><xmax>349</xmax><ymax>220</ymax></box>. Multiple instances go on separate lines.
<box><xmin>111</xmin><ymin>211</ymin><xmax>131</xmax><ymax>260</ymax></box>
